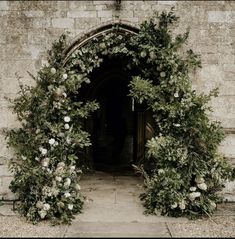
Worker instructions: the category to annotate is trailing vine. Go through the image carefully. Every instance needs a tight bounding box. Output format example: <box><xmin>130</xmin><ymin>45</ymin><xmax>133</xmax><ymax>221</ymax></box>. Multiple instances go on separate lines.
<box><xmin>5</xmin><ymin>9</ymin><xmax>234</xmax><ymax>224</ymax></box>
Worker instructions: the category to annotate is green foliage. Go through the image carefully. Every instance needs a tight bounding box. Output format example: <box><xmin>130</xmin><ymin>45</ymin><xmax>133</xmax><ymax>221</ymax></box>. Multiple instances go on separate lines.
<box><xmin>4</xmin><ymin>8</ymin><xmax>235</xmax><ymax>224</ymax></box>
<box><xmin>129</xmin><ymin>9</ymin><xmax>235</xmax><ymax>218</ymax></box>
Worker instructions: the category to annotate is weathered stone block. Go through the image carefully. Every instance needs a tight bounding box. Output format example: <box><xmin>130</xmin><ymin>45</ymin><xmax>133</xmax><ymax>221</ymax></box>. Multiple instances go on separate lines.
<box><xmin>74</xmin><ymin>18</ymin><xmax>100</xmax><ymax>30</ymax></box>
<box><xmin>32</xmin><ymin>17</ymin><xmax>51</xmax><ymax>28</ymax></box>
<box><xmin>52</xmin><ymin>18</ymin><xmax>74</xmax><ymax>28</ymax></box>
<box><xmin>97</xmin><ymin>10</ymin><xmax>113</xmax><ymax>18</ymax></box>
<box><xmin>0</xmin><ymin>1</ymin><xmax>9</xmax><ymax>10</ymax></box>
<box><xmin>208</xmin><ymin>11</ymin><xmax>235</xmax><ymax>23</ymax></box>
<box><xmin>68</xmin><ymin>10</ymin><xmax>96</xmax><ymax>18</ymax></box>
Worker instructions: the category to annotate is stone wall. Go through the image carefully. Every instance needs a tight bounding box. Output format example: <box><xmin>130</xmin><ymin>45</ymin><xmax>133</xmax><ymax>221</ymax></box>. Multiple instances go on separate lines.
<box><xmin>0</xmin><ymin>0</ymin><xmax>235</xmax><ymax>199</ymax></box>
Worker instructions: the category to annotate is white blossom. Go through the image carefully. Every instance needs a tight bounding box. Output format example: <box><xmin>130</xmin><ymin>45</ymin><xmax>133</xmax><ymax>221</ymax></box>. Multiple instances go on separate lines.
<box><xmin>41</xmin><ymin>158</ymin><xmax>50</xmax><ymax>167</ymax></box>
<box><xmin>55</xmin><ymin>176</ymin><xmax>62</xmax><ymax>182</ymax></box>
<box><xmin>70</xmin><ymin>165</ymin><xmax>76</xmax><ymax>172</ymax></box>
<box><xmin>43</xmin><ymin>203</ymin><xmax>50</xmax><ymax>211</ymax></box>
<box><xmin>174</xmin><ymin>123</ymin><xmax>181</xmax><ymax>127</ymax></box>
<box><xmin>140</xmin><ymin>51</ymin><xmax>147</xmax><ymax>58</ymax></box>
<box><xmin>39</xmin><ymin>147</ymin><xmax>47</xmax><ymax>155</ymax></box>
<box><xmin>22</xmin><ymin>156</ymin><xmax>27</xmax><ymax>160</ymax></box>
<box><xmin>190</xmin><ymin>187</ymin><xmax>197</xmax><ymax>192</ymax></box>
<box><xmin>170</xmin><ymin>202</ymin><xmax>178</xmax><ymax>209</ymax></box>
<box><xmin>64</xmin><ymin>178</ymin><xmax>71</xmax><ymax>188</ymax></box>
<box><xmin>85</xmin><ymin>78</ymin><xmax>91</xmax><ymax>84</ymax></box>
<box><xmin>158</xmin><ymin>169</ymin><xmax>165</xmax><ymax>175</ymax></box>
<box><xmin>64</xmin><ymin>124</ymin><xmax>70</xmax><ymax>130</ymax></box>
<box><xmin>189</xmin><ymin>192</ymin><xmax>201</xmax><ymax>201</ymax></box>
<box><xmin>64</xmin><ymin>192</ymin><xmax>71</xmax><ymax>198</ymax></box>
<box><xmin>174</xmin><ymin>92</ymin><xmax>179</xmax><ymax>98</ymax></box>
<box><xmin>179</xmin><ymin>200</ymin><xmax>186</xmax><ymax>210</ymax></box>
<box><xmin>62</xmin><ymin>92</ymin><xmax>67</xmax><ymax>98</ymax></box>
<box><xmin>49</xmin><ymin>138</ymin><xmax>55</xmax><ymax>145</ymax></box>
<box><xmin>35</xmin><ymin>157</ymin><xmax>39</xmax><ymax>161</ymax></box>
<box><xmin>160</xmin><ymin>71</ymin><xmax>166</xmax><ymax>77</ymax></box>
<box><xmin>197</xmin><ymin>182</ymin><xmax>207</xmax><ymax>191</ymax></box>
<box><xmin>54</xmin><ymin>141</ymin><xmax>59</xmax><ymax>146</ymax></box>
<box><xmin>63</xmin><ymin>73</ymin><xmax>68</xmax><ymax>80</ymax></box>
<box><xmin>51</xmin><ymin>67</ymin><xmax>56</xmax><ymax>74</ymax></box>
<box><xmin>68</xmin><ymin>204</ymin><xmax>73</xmax><ymax>210</ymax></box>
<box><xmin>36</xmin><ymin>129</ymin><xmax>40</xmax><ymax>134</ymax></box>
<box><xmin>64</xmin><ymin>116</ymin><xmax>71</xmax><ymax>122</ymax></box>
<box><xmin>36</xmin><ymin>201</ymin><xmax>44</xmax><ymax>209</ymax></box>
<box><xmin>39</xmin><ymin>210</ymin><xmax>47</xmax><ymax>219</ymax></box>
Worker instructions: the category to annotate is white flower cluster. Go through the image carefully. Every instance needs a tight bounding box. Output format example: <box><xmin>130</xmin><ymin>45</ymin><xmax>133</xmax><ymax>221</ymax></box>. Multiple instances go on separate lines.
<box><xmin>170</xmin><ymin>199</ymin><xmax>186</xmax><ymax>210</ymax></box>
<box><xmin>39</xmin><ymin>147</ymin><xmax>47</xmax><ymax>155</ymax></box>
<box><xmin>195</xmin><ymin>175</ymin><xmax>207</xmax><ymax>191</ymax></box>
<box><xmin>49</xmin><ymin>138</ymin><xmax>58</xmax><ymax>146</ymax></box>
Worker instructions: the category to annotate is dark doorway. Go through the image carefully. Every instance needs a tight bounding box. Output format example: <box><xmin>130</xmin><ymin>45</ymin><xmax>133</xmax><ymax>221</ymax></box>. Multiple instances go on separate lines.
<box><xmin>80</xmin><ymin>57</ymin><xmax>155</xmax><ymax>173</ymax></box>
<box><xmin>88</xmin><ymin>58</ymin><xmax>134</xmax><ymax>171</ymax></box>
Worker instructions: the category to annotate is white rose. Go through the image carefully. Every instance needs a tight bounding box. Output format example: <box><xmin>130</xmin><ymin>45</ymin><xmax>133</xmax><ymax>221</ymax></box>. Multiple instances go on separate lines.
<box><xmin>49</xmin><ymin>138</ymin><xmax>55</xmax><ymax>145</ymax></box>
<box><xmin>35</xmin><ymin>157</ymin><xmax>39</xmax><ymax>161</ymax></box>
<box><xmin>43</xmin><ymin>203</ymin><xmax>50</xmax><ymax>211</ymax></box>
<box><xmin>64</xmin><ymin>192</ymin><xmax>71</xmax><ymax>198</ymax></box>
<box><xmin>70</xmin><ymin>165</ymin><xmax>76</xmax><ymax>171</ymax></box>
<box><xmin>62</xmin><ymin>73</ymin><xmax>68</xmax><ymax>80</ymax></box>
<box><xmin>197</xmin><ymin>182</ymin><xmax>207</xmax><ymax>191</ymax></box>
<box><xmin>64</xmin><ymin>116</ymin><xmax>71</xmax><ymax>122</ymax></box>
<box><xmin>174</xmin><ymin>92</ymin><xmax>179</xmax><ymax>98</ymax></box>
<box><xmin>39</xmin><ymin>210</ymin><xmax>47</xmax><ymax>219</ymax></box>
<box><xmin>54</xmin><ymin>141</ymin><xmax>59</xmax><ymax>146</ymax></box>
<box><xmin>39</xmin><ymin>147</ymin><xmax>47</xmax><ymax>155</ymax></box>
<box><xmin>85</xmin><ymin>78</ymin><xmax>91</xmax><ymax>84</ymax></box>
<box><xmin>190</xmin><ymin>187</ymin><xmax>197</xmax><ymax>192</ymax></box>
<box><xmin>41</xmin><ymin>158</ymin><xmax>50</xmax><ymax>167</ymax></box>
<box><xmin>22</xmin><ymin>156</ymin><xmax>27</xmax><ymax>160</ymax></box>
<box><xmin>64</xmin><ymin>178</ymin><xmax>71</xmax><ymax>188</ymax></box>
<box><xmin>36</xmin><ymin>201</ymin><xmax>44</xmax><ymax>209</ymax></box>
<box><xmin>158</xmin><ymin>169</ymin><xmax>165</xmax><ymax>175</ymax></box>
<box><xmin>170</xmin><ymin>202</ymin><xmax>178</xmax><ymax>209</ymax></box>
<box><xmin>160</xmin><ymin>71</ymin><xmax>166</xmax><ymax>77</ymax></box>
<box><xmin>64</xmin><ymin>124</ymin><xmax>70</xmax><ymax>130</ymax></box>
<box><xmin>179</xmin><ymin>200</ymin><xmax>186</xmax><ymax>210</ymax></box>
<box><xmin>68</xmin><ymin>204</ymin><xmax>73</xmax><ymax>210</ymax></box>
<box><xmin>55</xmin><ymin>176</ymin><xmax>62</xmax><ymax>182</ymax></box>
<box><xmin>62</xmin><ymin>92</ymin><xmax>67</xmax><ymax>98</ymax></box>
<box><xmin>189</xmin><ymin>192</ymin><xmax>201</xmax><ymax>201</ymax></box>
<box><xmin>51</xmin><ymin>67</ymin><xmax>56</xmax><ymax>74</ymax></box>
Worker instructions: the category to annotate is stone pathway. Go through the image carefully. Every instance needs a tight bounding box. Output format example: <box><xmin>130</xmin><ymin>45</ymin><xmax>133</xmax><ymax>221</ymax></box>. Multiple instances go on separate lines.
<box><xmin>0</xmin><ymin>171</ymin><xmax>235</xmax><ymax>237</ymax></box>
<box><xmin>65</xmin><ymin>171</ymin><xmax>188</xmax><ymax>237</ymax></box>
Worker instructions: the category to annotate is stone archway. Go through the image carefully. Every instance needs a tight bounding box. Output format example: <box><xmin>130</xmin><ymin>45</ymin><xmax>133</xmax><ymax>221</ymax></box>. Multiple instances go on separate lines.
<box><xmin>62</xmin><ymin>22</ymin><xmax>153</xmax><ymax>172</ymax></box>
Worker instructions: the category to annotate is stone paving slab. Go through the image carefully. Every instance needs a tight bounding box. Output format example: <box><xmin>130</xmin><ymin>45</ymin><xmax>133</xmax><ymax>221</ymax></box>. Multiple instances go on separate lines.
<box><xmin>65</xmin><ymin>222</ymin><xmax>170</xmax><ymax>238</ymax></box>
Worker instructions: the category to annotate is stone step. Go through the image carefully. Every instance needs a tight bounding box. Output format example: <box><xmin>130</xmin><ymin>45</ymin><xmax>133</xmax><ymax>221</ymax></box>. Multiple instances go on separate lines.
<box><xmin>65</xmin><ymin>221</ymin><xmax>170</xmax><ymax>238</ymax></box>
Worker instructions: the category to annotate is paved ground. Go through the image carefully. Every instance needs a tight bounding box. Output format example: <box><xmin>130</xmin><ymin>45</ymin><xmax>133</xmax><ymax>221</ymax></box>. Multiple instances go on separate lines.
<box><xmin>0</xmin><ymin>171</ymin><xmax>235</xmax><ymax>237</ymax></box>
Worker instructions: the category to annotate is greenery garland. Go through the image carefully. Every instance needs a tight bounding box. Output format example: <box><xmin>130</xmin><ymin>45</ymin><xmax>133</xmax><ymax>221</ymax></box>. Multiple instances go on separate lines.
<box><xmin>5</xmin><ymin>9</ymin><xmax>235</xmax><ymax>224</ymax></box>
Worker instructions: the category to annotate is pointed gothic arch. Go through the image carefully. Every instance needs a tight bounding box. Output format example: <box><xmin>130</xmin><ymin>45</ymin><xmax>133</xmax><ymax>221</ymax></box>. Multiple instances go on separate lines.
<box><xmin>63</xmin><ymin>21</ymin><xmax>139</xmax><ymax>65</ymax></box>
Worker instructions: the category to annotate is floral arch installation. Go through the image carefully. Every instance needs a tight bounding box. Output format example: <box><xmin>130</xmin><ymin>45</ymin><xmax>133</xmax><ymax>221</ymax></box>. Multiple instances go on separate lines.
<box><xmin>6</xmin><ymin>10</ymin><xmax>234</xmax><ymax>225</ymax></box>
